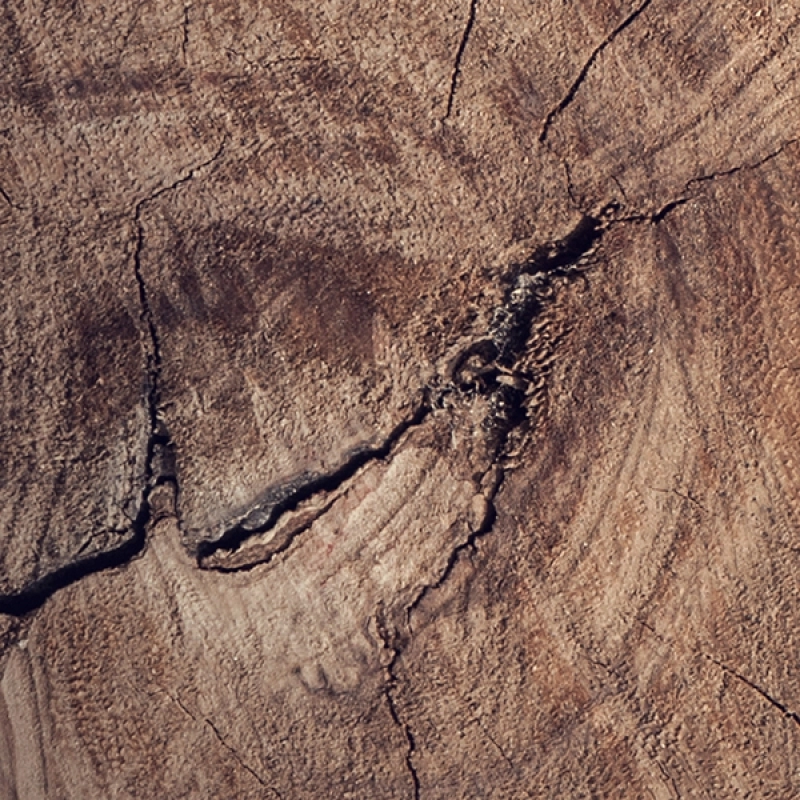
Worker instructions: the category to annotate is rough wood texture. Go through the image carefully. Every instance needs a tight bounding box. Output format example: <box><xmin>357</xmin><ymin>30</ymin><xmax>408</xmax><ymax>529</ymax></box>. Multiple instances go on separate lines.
<box><xmin>2</xmin><ymin>1</ymin><xmax>800</xmax><ymax>797</ymax></box>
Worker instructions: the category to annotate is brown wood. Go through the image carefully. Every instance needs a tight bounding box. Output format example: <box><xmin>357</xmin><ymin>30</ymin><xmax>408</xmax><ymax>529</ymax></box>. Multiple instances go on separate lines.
<box><xmin>2</xmin><ymin>1</ymin><xmax>800</xmax><ymax>797</ymax></box>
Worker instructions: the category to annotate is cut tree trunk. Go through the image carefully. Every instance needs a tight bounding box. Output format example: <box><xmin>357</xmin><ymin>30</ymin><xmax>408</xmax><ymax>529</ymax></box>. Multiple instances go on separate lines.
<box><xmin>2</xmin><ymin>1</ymin><xmax>800</xmax><ymax>797</ymax></box>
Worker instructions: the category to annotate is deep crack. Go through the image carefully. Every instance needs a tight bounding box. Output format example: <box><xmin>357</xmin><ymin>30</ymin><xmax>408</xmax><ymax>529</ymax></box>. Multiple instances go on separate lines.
<box><xmin>197</xmin><ymin>400</ymin><xmax>432</xmax><ymax>566</ymax></box>
<box><xmin>3</xmin><ymin>132</ymin><xmax>793</xmax><ymax>613</ymax></box>
<box><xmin>404</xmin><ymin>209</ymin><xmax>611</xmax><ymax>621</ymax></box>
<box><xmin>444</xmin><ymin>0</ymin><xmax>478</xmax><ymax>120</ymax></box>
<box><xmin>181</xmin><ymin>3</ymin><xmax>190</xmax><ymax>62</ymax></box>
<box><xmin>0</xmin><ymin>144</ymin><xmax>224</xmax><ymax>617</ymax></box>
<box><xmin>202</xmin><ymin>210</ymin><xmax>610</xmax><ymax>571</ymax></box>
<box><xmin>539</xmin><ymin>0</ymin><xmax>653</xmax><ymax>143</ymax></box>
<box><xmin>131</xmin><ymin>144</ymin><xmax>227</xmax><ymax>541</ymax></box>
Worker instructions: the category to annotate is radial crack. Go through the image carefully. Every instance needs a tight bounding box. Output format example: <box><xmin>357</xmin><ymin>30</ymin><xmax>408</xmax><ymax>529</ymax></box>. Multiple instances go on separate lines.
<box><xmin>444</xmin><ymin>0</ymin><xmax>478</xmax><ymax>120</ymax></box>
<box><xmin>0</xmin><ymin>144</ymin><xmax>225</xmax><ymax>617</ymax></box>
<box><xmin>539</xmin><ymin>0</ymin><xmax>653</xmax><ymax>143</ymax></box>
<box><xmin>618</xmin><ymin>135</ymin><xmax>800</xmax><ymax>223</ymax></box>
<box><xmin>131</xmin><ymin>141</ymin><xmax>227</xmax><ymax>538</ymax></box>
<box><xmin>405</xmin><ymin>210</ymin><xmax>610</xmax><ymax>620</ymax></box>
<box><xmin>377</xmin><ymin>612</ymin><xmax>421</xmax><ymax>800</ymax></box>
<box><xmin>204</xmin><ymin>718</ymin><xmax>282</xmax><ymax>795</ymax></box>
<box><xmin>181</xmin><ymin>3</ymin><xmax>190</xmax><ymax>62</ymax></box>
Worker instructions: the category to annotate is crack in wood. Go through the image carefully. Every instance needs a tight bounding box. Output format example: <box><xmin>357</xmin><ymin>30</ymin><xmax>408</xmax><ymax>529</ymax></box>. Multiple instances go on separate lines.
<box><xmin>539</xmin><ymin>0</ymin><xmax>654</xmax><ymax>143</ymax></box>
<box><xmin>0</xmin><ymin>143</ymin><xmax>225</xmax><ymax>617</ymax></box>
<box><xmin>3</xmin><ymin>136</ymin><xmax>793</xmax><ymax>614</ymax></box>
<box><xmin>201</xmin><ymin>209</ymin><xmax>610</xmax><ymax>572</ymax></box>
<box><xmin>376</xmin><ymin>609</ymin><xmax>421</xmax><ymax>800</ymax></box>
<box><xmin>0</xmin><ymin>184</ymin><xmax>21</xmax><ymax>210</ymax></box>
<box><xmin>444</xmin><ymin>0</ymin><xmax>478</xmax><ymax>120</ymax></box>
<box><xmin>704</xmin><ymin>653</ymin><xmax>800</xmax><ymax>728</ymax></box>
<box><xmin>164</xmin><ymin>687</ymin><xmax>283</xmax><ymax>797</ymax></box>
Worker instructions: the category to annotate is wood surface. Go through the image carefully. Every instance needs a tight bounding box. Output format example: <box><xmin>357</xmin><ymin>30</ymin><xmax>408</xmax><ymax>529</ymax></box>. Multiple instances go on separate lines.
<box><xmin>2</xmin><ymin>1</ymin><xmax>800</xmax><ymax>797</ymax></box>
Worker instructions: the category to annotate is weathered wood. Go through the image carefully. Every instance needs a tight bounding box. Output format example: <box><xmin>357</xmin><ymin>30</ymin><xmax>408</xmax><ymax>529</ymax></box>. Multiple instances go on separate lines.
<box><xmin>2</xmin><ymin>0</ymin><xmax>800</xmax><ymax>797</ymax></box>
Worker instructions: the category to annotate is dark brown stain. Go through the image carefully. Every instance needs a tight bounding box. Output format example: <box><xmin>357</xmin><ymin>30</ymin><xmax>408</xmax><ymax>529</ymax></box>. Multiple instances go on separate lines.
<box><xmin>73</xmin><ymin>301</ymin><xmax>141</xmax><ymax>392</ymax></box>
<box><xmin>150</xmin><ymin>222</ymin><xmax>437</xmax><ymax>371</ymax></box>
<box><xmin>655</xmin><ymin>223</ymin><xmax>698</xmax><ymax>351</ymax></box>
<box><xmin>1</xmin><ymin>7</ymin><xmax>56</xmax><ymax>121</ymax></box>
<box><xmin>491</xmin><ymin>64</ymin><xmax>547</xmax><ymax>150</ymax></box>
<box><xmin>643</xmin><ymin>6</ymin><xmax>733</xmax><ymax>93</ymax></box>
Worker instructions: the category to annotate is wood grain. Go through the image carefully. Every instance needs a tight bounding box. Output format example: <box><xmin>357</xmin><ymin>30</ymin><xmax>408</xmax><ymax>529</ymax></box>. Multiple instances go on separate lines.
<box><xmin>1</xmin><ymin>0</ymin><xmax>800</xmax><ymax>796</ymax></box>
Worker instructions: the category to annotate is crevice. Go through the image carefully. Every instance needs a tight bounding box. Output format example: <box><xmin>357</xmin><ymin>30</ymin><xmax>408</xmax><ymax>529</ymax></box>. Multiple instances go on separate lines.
<box><xmin>539</xmin><ymin>0</ymin><xmax>653</xmax><ymax>143</ymax></box>
<box><xmin>639</xmin><ymin>624</ymin><xmax>800</xmax><ymax>734</ymax></box>
<box><xmin>684</xmin><ymin>136</ymin><xmax>799</xmax><ymax>192</ymax></box>
<box><xmin>4</xmin><ymin>128</ymin><xmax>792</xmax><ymax>615</ymax></box>
<box><xmin>405</xmin><ymin>468</ymin><xmax>501</xmax><ymax>627</ymax></box>
<box><xmin>0</xmin><ymin>526</ymin><xmax>147</xmax><ymax>617</ymax></box>
<box><xmin>376</xmin><ymin>611</ymin><xmax>421</xmax><ymax>800</ymax></box>
<box><xmin>202</xmin><ymin>209</ymin><xmax>611</xmax><ymax>575</ymax></box>
<box><xmin>0</xmin><ymin>144</ymin><xmax>224</xmax><ymax>618</ymax></box>
<box><xmin>200</xmin><ymin>492</ymin><xmax>338</xmax><ymax>573</ymax></box>
<box><xmin>444</xmin><ymin>0</ymin><xmax>478</xmax><ymax>120</ymax></box>
<box><xmin>197</xmin><ymin>400</ymin><xmax>432</xmax><ymax>565</ymax></box>
<box><xmin>410</xmin><ymin>211</ymin><xmax>612</xmax><ymax>613</ymax></box>
<box><xmin>704</xmin><ymin>654</ymin><xmax>800</xmax><ymax>728</ymax></box>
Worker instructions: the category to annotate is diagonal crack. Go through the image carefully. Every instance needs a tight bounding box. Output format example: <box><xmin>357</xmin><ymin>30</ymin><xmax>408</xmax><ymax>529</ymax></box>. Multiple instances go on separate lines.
<box><xmin>704</xmin><ymin>653</ymin><xmax>800</xmax><ymax>728</ymax></box>
<box><xmin>0</xmin><ymin>184</ymin><xmax>21</xmax><ymax>210</ymax></box>
<box><xmin>444</xmin><ymin>0</ymin><xmax>478</xmax><ymax>120</ymax></box>
<box><xmin>617</xmin><ymin>135</ymin><xmax>800</xmax><ymax>223</ymax></box>
<box><xmin>684</xmin><ymin>135</ymin><xmax>800</xmax><ymax>191</ymax></box>
<box><xmin>164</xmin><ymin>689</ymin><xmax>283</xmax><ymax>796</ymax></box>
<box><xmin>638</xmin><ymin>624</ymin><xmax>800</xmax><ymax>734</ymax></box>
<box><xmin>469</xmin><ymin>716</ymin><xmax>518</xmax><ymax>773</ymax></box>
<box><xmin>539</xmin><ymin>0</ymin><xmax>654</xmax><ymax>143</ymax></box>
<box><xmin>204</xmin><ymin>716</ymin><xmax>282</xmax><ymax>796</ymax></box>
<box><xmin>198</xmin><ymin>400</ymin><xmax>432</xmax><ymax>567</ymax></box>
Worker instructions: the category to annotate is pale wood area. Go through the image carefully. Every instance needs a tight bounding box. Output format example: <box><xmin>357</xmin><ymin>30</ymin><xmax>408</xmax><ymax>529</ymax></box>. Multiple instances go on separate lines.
<box><xmin>2</xmin><ymin>1</ymin><xmax>800</xmax><ymax>797</ymax></box>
